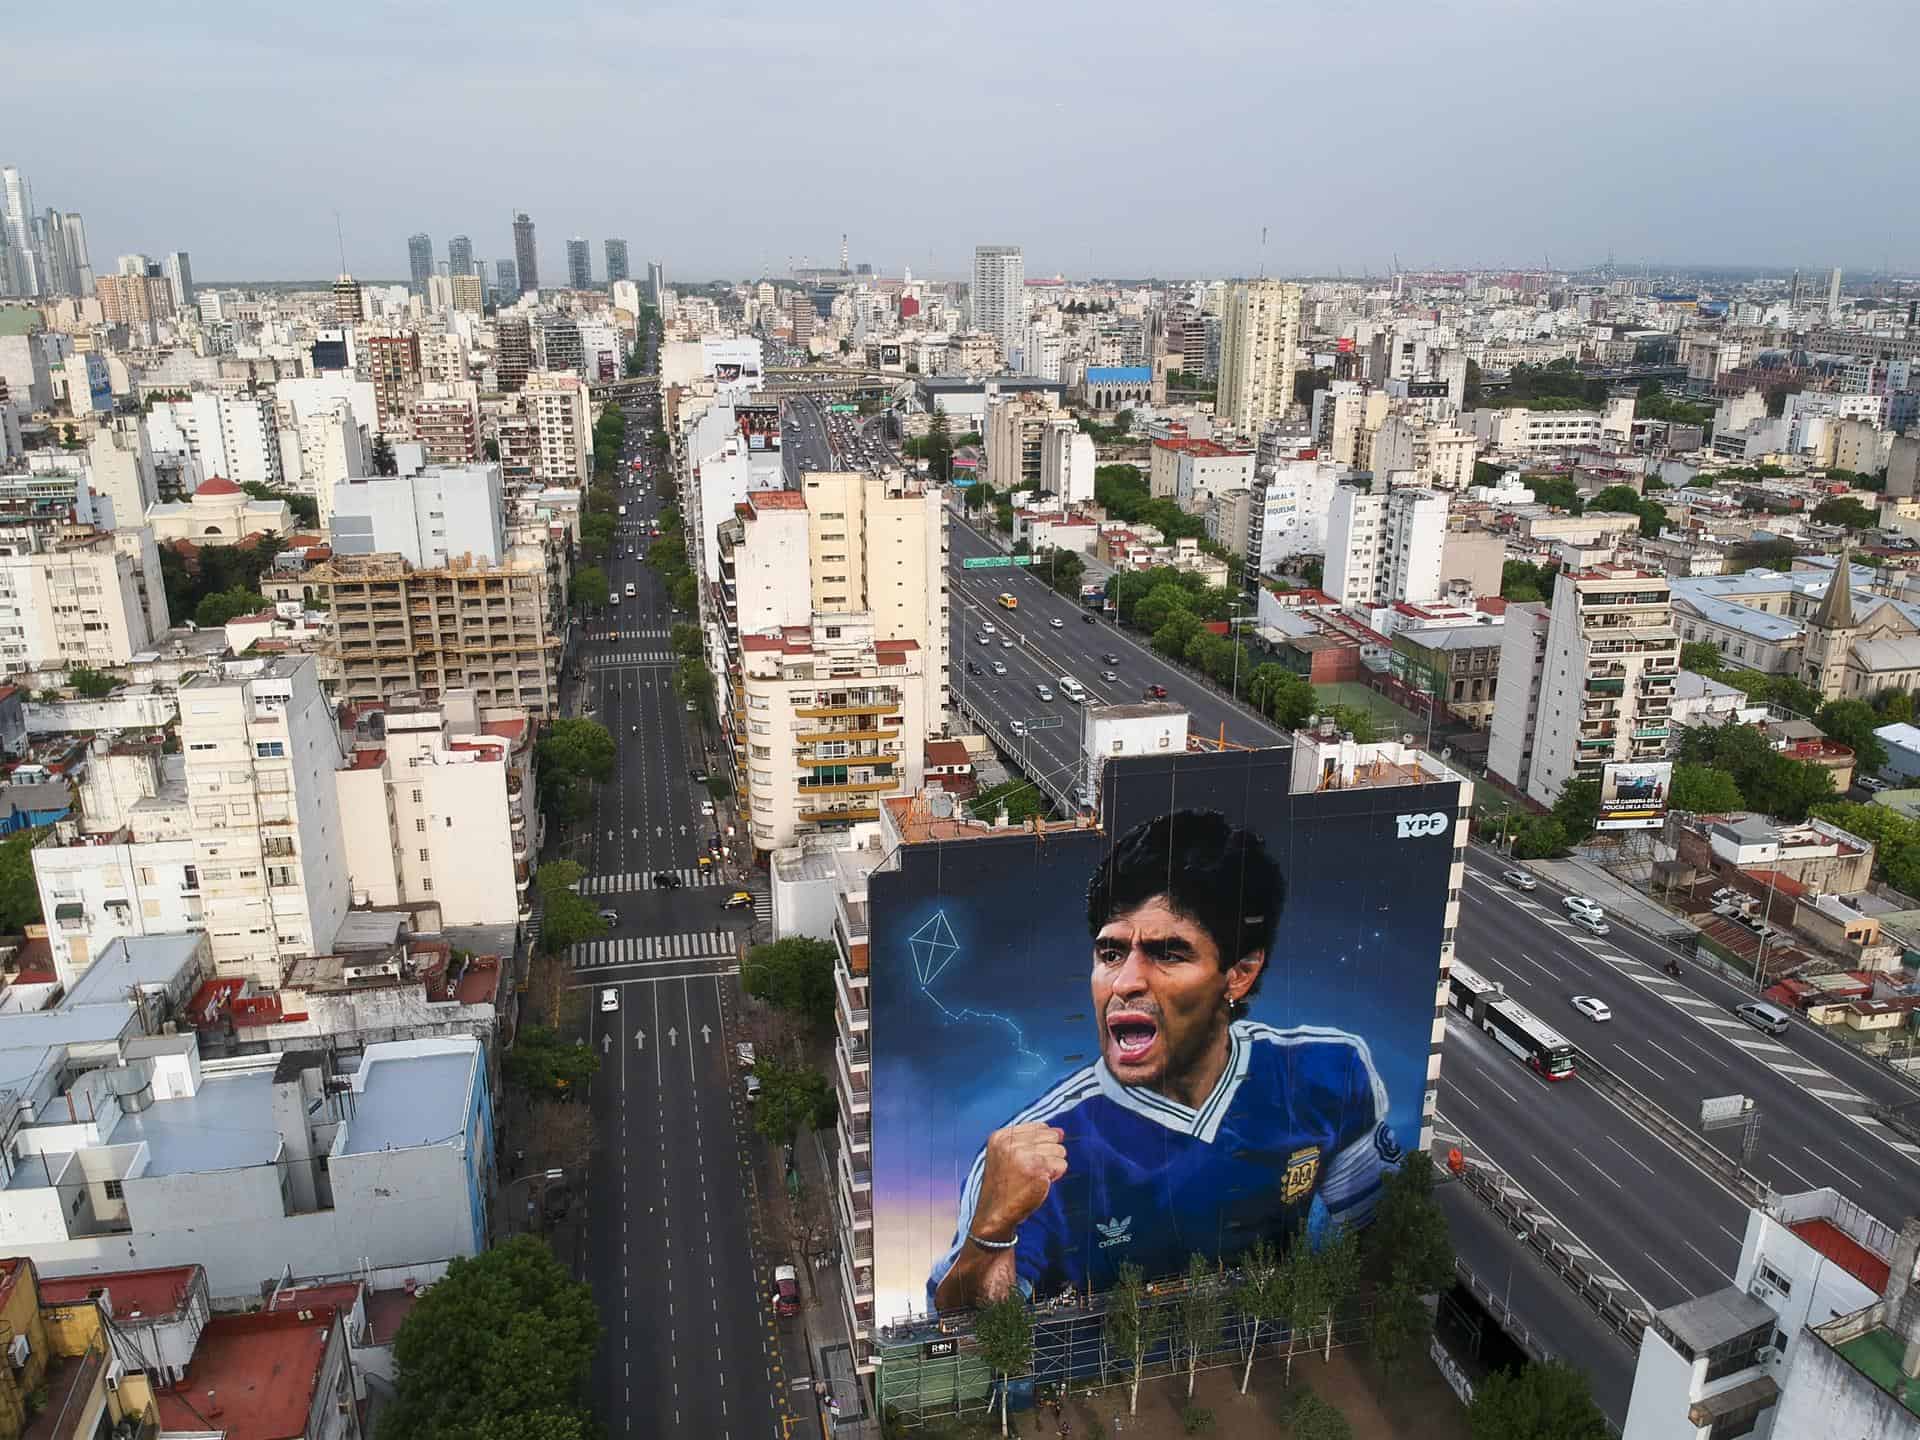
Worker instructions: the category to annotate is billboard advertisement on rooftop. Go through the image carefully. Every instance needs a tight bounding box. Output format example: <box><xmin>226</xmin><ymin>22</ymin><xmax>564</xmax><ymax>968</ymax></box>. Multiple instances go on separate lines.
<box><xmin>867</xmin><ymin>748</ymin><xmax>1461</xmax><ymax>1325</ymax></box>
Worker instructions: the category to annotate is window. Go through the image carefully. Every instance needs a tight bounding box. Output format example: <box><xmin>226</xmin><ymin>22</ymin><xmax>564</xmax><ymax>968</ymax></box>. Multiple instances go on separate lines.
<box><xmin>103</xmin><ymin>1179</ymin><xmax>123</xmax><ymax>1200</ymax></box>
<box><xmin>1756</xmin><ymin>1261</ymin><xmax>1792</xmax><ymax>1297</ymax></box>
<box><xmin>412</xmin><ymin>788</ymin><xmax>423</xmax><ymax>803</ymax></box>
<box><xmin>418</xmin><ymin>848</ymin><xmax>430</xmax><ymax>862</ymax></box>
<box><xmin>254</xmin><ymin>740</ymin><xmax>285</xmax><ymax>758</ymax></box>
<box><xmin>415</xmin><ymin>818</ymin><xmax>427</xmax><ymax>832</ymax></box>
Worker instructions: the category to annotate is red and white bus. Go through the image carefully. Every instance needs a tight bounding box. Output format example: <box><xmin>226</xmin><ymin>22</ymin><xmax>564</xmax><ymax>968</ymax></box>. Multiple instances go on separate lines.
<box><xmin>1446</xmin><ymin>960</ymin><xmax>1577</xmax><ymax>1081</ymax></box>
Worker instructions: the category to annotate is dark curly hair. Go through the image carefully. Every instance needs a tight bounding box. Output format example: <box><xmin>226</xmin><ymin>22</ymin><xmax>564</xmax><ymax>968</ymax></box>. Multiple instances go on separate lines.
<box><xmin>1085</xmin><ymin>809</ymin><xmax>1285</xmax><ymax>1001</ymax></box>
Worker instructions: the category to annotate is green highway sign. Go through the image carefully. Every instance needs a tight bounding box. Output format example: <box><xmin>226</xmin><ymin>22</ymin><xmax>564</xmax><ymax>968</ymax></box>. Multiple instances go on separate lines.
<box><xmin>828</xmin><ymin>404</ymin><xmax>857</xmax><ymax>414</ymax></box>
<box><xmin>962</xmin><ymin>556</ymin><xmax>1009</xmax><ymax>569</ymax></box>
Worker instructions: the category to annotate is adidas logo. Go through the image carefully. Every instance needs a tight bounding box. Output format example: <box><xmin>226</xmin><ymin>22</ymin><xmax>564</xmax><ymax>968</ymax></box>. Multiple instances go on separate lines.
<box><xmin>1096</xmin><ymin>1215</ymin><xmax>1133</xmax><ymax>1249</ymax></box>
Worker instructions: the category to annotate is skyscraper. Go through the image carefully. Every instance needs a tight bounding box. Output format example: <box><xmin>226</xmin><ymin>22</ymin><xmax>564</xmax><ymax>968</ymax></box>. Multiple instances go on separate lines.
<box><xmin>163</xmin><ymin>251</ymin><xmax>193</xmax><ymax>308</ymax></box>
<box><xmin>604</xmin><ymin>238</ymin><xmax>629</xmax><ymax>286</ymax></box>
<box><xmin>1</xmin><ymin>167</ymin><xmax>40</xmax><ymax>296</ymax></box>
<box><xmin>971</xmin><ymin>244</ymin><xmax>1024</xmax><ymax>369</ymax></box>
<box><xmin>447</xmin><ymin>234</ymin><xmax>474</xmax><ymax>277</ymax></box>
<box><xmin>333</xmin><ymin>274</ymin><xmax>363</xmax><ymax>325</ymax></box>
<box><xmin>566</xmin><ymin>237</ymin><xmax>591</xmax><ymax>290</ymax></box>
<box><xmin>646</xmin><ymin>261</ymin><xmax>665</xmax><ymax>307</ymax></box>
<box><xmin>512</xmin><ymin>212</ymin><xmax>538</xmax><ymax>292</ymax></box>
<box><xmin>494</xmin><ymin>258</ymin><xmax>519</xmax><ymax>304</ymax></box>
<box><xmin>407</xmin><ymin>233</ymin><xmax>433</xmax><ymax>295</ymax></box>
<box><xmin>1216</xmin><ymin>280</ymin><xmax>1303</xmax><ymax>436</ymax></box>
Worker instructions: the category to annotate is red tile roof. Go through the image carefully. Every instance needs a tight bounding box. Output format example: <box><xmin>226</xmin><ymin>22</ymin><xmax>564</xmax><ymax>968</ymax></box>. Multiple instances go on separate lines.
<box><xmin>925</xmin><ymin>739</ymin><xmax>972</xmax><ymax>770</ymax></box>
<box><xmin>155</xmin><ymin>1307</ymin><xmax>338</xmax><ymax>1440</ymax></box>
<box><xmin>195</xmin><ymin>476</ymin><xmax>243</xmax><ymax>497</ymax></box>
<box><xmin>750</xmin><ymin>490</ymin><xmax>807</xmax><ymax>512</ymax></box>
<box><xmin>40</xmin><ymin>1264</ymin><xmax>201</xmax><ymax>1320</ymax></box>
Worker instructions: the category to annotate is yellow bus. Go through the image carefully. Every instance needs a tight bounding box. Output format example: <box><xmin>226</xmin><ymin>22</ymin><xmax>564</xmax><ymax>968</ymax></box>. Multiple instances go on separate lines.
<box><xmin>996</xmin><ymin>592</ymin><xmax>1019</xmax><ymax>610</ymax></box>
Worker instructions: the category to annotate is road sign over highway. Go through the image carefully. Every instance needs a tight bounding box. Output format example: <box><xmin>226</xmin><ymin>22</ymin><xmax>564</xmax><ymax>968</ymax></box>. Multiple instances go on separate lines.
<box><xmin>961</xmin><ymin>555</ymin><xmax>1041</xmax><ymax>569</ymax></box>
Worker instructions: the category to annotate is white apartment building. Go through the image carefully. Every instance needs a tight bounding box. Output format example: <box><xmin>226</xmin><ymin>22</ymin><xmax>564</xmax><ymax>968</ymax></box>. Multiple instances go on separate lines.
<box><xmin>178</xmin><ymin>656</ymin><xmax>351</xmax><ymax>984</ymax></box>
<box><xmin>971</xmin><ymin>245</ymin><xmax>1024</xmax><ymax>367</ymax></box>
<box><xmin>86</xmin><ymin>413</ymin><xmax>159</xmax><ymax>528</ymax></box>
<box><xmin>334</xmin><ymin>693</ymin><xmax>531</xmax><ymax>924</ymax></box>
<box><xmin>0</xmin><ymin>526</ymin><xmax>170</xmax><ymax>674</ymax></box>
<box><xmin>1623</xmin><ymin>1188</ymin><xmax>1916</xmax><ymax>1440</ymax></box>
<box><xmin>739</xmin><ymin>616</ymin><xmax>926</xmax><ymax>856</ymax></box>
<box><xmin>1247</xmin><ymin>457</ymin><xmax>1346</xmax><ymax>575</ymax></box>
<box><xmin>1486</xmin><ymin>567</ymin><xmax>1678</xmax><ymax>809</ymax></box>
<box><xmin>1422</xmin><ymin>424</ymin><xmax>1480</xmax><ymax>491</ymax></box>
<box><xmin>190</xmin><ymin>391</ymin><xmax>283</xmax><ymax>486</ymax></box>
<box><xmin>1324</xmin><ymin>485</ymin><xmax>1449</xmax><ymax>609</ymax></box>
<box><xmin>330</xmin><ymin>463</ymin><xmax>506</xmax><ymax>568</ymax></box>
<box><xmin>281</xmin><ymin>400</ymin><xmax>368</xmax><ymax>528</ymax></box>
<box><xmin>520</xmin><ymin>370</ymin><xmax>591</xmax><ymax>486</ymax></box>
<box><xmin>1216</xmin><ymin>280</ymin><xmax>1302</xmax><ymax>436</ymax></box>
<box><xmin>1468</xmin><ymin>405</ymin><xmax>1604</xmax><ymax>453</ymax></box>
<box><xmin>1039</xmin><ymin>418</ymin><xmax>1096</xmax><ymax>506</ymax></box>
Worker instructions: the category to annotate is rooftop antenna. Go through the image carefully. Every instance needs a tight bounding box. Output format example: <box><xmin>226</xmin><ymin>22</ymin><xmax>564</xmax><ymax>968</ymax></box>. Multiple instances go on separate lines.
<box><xmin>334</xmin><ymin>211</ymin><xmax>347</xmax><ymax>275</ymax></box>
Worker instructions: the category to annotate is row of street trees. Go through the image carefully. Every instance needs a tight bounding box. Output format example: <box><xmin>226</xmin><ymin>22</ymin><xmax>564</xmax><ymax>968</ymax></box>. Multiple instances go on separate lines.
<box><xmin>969</xmin><ymin>1156</ymin><xmax>1605</xmax><ymax>1436</ymax></box>
<box><xmin>646</xmin><ymin>505</ymin><xmax>699</xmax><ymax>613</ymax></box>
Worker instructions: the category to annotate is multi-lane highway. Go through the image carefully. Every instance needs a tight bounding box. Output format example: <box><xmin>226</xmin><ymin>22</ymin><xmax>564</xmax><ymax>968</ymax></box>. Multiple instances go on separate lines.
<box><xmin>578</xmin><ymin>393</ymin><xmax>792</xmax><ymax>1439</ymax></box>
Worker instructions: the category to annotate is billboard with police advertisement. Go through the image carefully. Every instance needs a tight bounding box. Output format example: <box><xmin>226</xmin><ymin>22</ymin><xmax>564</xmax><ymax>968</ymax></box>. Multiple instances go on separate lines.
<box><xmin>1597</xmin><ymin>760</ymin><xmax>1672</xmax><ymax>831</ymax></box>
<box><xmin>868</xmin><ymin>748</ymin><xmax>1461</xmax><ymax>1323</ymax></box>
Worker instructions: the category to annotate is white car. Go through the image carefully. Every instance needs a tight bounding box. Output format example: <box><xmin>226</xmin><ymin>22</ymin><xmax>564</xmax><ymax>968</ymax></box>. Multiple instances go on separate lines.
<box><xmin>980</xmin><ymin>621</ymin><xmax>996</xmax><ymax>635</ymax></box>
<box><xmin>1563</xmin><ymin>895</ymin><xmax>1605</xmax><ymax>923</ymax></box>
<box><xmin>1049</xmin><ymin>617</ymin><xmax>1064</xmax><ymax>629</ymax></box>
<box><xmin>1570</xmin><ymin>912</ymin><xmax>1610</xmax><ymax>938</ymax></box>
<box><xmin>990</xmin><ymin>661</ymin><xmax>1007</xmax><ymax>675</ymax></box>
<box><xmin>1501</xmin><ymin>868</ymin><xmax>1537</xmax><ymax>891</ymax></box>
<box><xmin>700</xmin><ymin>800</ymin><xmax>715</xmax><ymax>816</ymax></box>
<box><xmin>1000</xmin><ymin>638</ymin><xmax>1014</xmax><ymax>649</ymax></box>
<box><xmin>1570</xmin><ymin>994</ymin><xmax>1611</xmax><ymax>1022</ymax></box>
<box><xmin>600</xmin><ymin>988</ymin><xmax>619</xmax><ymax>1013</ymax></box>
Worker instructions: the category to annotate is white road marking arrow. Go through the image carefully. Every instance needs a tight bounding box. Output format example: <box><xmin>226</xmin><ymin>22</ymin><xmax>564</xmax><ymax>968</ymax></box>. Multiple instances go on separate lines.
<box><xmin>601</xmin><ymin>1033</ymin><xmax>611</xmax><ymax>1053</ymax></box>
<box><xmin>701</xmin><ymin>1024</ymin><xmax>711</xmax><ymax>1043</ymax></box>
<box><xmin>668</xmin><ymin>1026</ymin><xmax>679</xmax><ymax>1047</ymax></box>
<box><xmin>634</xmin><ymin>1029</ymin><xmax>646</xmax><ymax>1051</ymax></box>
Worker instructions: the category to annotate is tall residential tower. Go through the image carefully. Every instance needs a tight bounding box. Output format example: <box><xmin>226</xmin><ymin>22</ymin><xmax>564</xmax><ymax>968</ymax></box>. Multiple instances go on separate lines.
<box><xmin>512</xmin><ymin>211</ymin><xmax>538</xmax><ymax>292</ymax></box>
<box><xmin>971</xmin><ymin>244</ymin><xmax>1024</xmax><ymax>368</ymax></box>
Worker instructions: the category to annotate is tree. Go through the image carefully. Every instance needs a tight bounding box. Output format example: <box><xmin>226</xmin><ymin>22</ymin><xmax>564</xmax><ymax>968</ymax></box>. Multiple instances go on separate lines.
<box><xmin>1500</xmin><ymin>559</ymin><xmax>1557</xmax><ymax>604</ymax></box>
<box><xmin>1812</xmin><ymin>496</ymin><xmax>1878</xmax><ymax>529</ymax></box>
<box><xmin>1680</xmin><ymin>640</ymin><xmax>1724</xmax><ymax>674</ymax></box>
<box><xmin>1364</xmin><ymin>1154</ymin><xmax>1453</xmax><ymax>1293</ymax></box>
<box><xmin>1528</xmin><ymin>474</ymin><xmax>1583</xmax><ymax>515</ymax></box>
<box><xmin>370</xmin><ymin>432</ymin><xmax>398</xmax><ymax>476</ymax></box>
<box><xmin>0</xmin><ymin>830</ymin><xmax>45</xmax><ymax>932</ymax></box>
<box><xmin>540</xmin><ymin>889</ymin><xmax>606</xmax><ymax>955</ymax></box>
<box><xmin>539</xmin><ymin>718</ymin><xmax>615</xmax><ymax>785</ymax></box>
<box><xmin>1312</xmin><ymin>1222</ymin><xmax>1361</xmax><ymax>1362</ymax></box>
<box><xmin>569</xmin><ymin>565</ymin><xmax>608</xmax><ymax>611</ymax></box>
<box><xmin>1670</xmin><ymin>764</ymin><xmax>1744</xmax><ymax>813</ymax></box>
<box><xmin>1551</xmin><ymin>778</ymin><xmax>1601</xmax><ymax>844</ymax></box>
<box><xmin>66</xmin><ymin>666</ymin><xmax>119</xmax><ymax>699</ymax></box>
<box><xmin>675</xmin><ymin>657</ymin><xmax>714</xmax><ymax>717</ymax></box>
<box><xmin>968</xmin><ymin>779</ymin><xmax>1048</xmax><ymax>825</ymax></box>
<box><xmin>1103</xmin><ymin>1261</ymin><xmax>1166</xmax><ymax>1415</ymax></box>
<box><xmin>382</xmin><ymin>1235</ymin><xmax>599</xmax><ymax>1440</ymax></box>
<box><xmin>1288</xmin><ymin>1391</ymin><xmax>1354</xmax><ymax>1440</ymax></box>
<box><xmin>1467</xmin><ymin>1360</ymin><xmax>1612</xmax><ymax>1440</ymax></box>
<box><xmin>240</xmin><ymin>481</ymin><xmax>319</xmax><ymax>528</ymax></box>
<box><xmin>1874</xmin><ymin>688</ymin><xmax>1915</xmax><ymax>724</ymax></box>
<box><xmin>974</xmin><ymin>1296</ymin><xmax>1032</xmax><ymax>1438</ymax></box>
<box><xmin>194</xmin><ymin>585</ymin><xmax>268</xmax><ymax>628</ymax></box>
<box><xmin>925</xmin><ymin>409</ymin><xmax>953</xmax><ymax>485</ymax></box>
<box><xmin>1173</xmin><ymin>1252</ymin><xmax>1221</xmax><ymax>1398</ymax></box>
<box><xmin>1369</xmin><ymin>1265</ymin><xmax>1427</xmax><ymax>1377</ymax></box>
<box><xmin>483</xmin><ymin>438</ymin><xmax>500</xmax><ymax>461</ymax></box>
<box><xmin>742</xmin><ymin>937</ymin><xmax>837</xmax><ymax>1029</ymax></box>
<box><xmin>1279</xmin><ymin>1223</ymin><xmax>1322</xmax><ymax>1382</ymax></box>
<box><xmin>1236</xmin><ymin>1238</ymin><xmax>1291</xmax><ymax>1394</ymax></box>
<box><xmin>502</xmin><ymin>1025</ymin><xmax>600</xmax><ymax>1100</ymax></box>
<box><xmin>1509</xmin><ymin>815</ymin><xmax>1568</xmax><ymax>860</ymax></box>
<box><xmin>1817</xmin><ymin>698</ymin><xmax>1889</xmax><ymax>773</ymax></box>
<box><xmin>528</xmin><ymin>1098</ymin><xmax>595</xmax><ymax>1177</ymax></box>
<box><xmin>670</xmin><ymin>622</ymin><xmax>703</xmax><ymax>659</ymax></box>
<box><xmin>751</xmin><ymin>1057</ymin><xmax>835</xmax><ymax>1146</ymax></box>
<box><xmin>1153</xmin><ymin>611</ymin><xmax>1204</xmax><ymax>662</ymax></box>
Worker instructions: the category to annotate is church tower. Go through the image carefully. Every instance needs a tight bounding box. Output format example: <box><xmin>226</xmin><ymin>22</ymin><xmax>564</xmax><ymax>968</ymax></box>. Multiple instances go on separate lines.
<box><xmin>1801</xmin><ymin>547</ymin><xmax>1857</xmax><ymax>699</ymax></box>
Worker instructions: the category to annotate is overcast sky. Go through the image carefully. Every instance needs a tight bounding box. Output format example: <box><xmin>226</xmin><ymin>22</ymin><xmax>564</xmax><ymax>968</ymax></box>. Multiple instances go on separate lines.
<box><xmin>14</xmin><ymin>0</ymin><xmax>1919</xmax><ymax>284</ymax></box>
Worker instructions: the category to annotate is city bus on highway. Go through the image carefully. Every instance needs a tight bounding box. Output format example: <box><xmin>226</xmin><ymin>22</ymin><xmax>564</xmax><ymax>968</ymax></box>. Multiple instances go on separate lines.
<box><xmin>1446</xmin><ymin>960</ymin><xmax>1577</xmax><ymax>1081</ymax></box>
<box><xmin>997</xmin><ymin>592</ymin><xmax>1019</xmax><ymax>610</ymax></box>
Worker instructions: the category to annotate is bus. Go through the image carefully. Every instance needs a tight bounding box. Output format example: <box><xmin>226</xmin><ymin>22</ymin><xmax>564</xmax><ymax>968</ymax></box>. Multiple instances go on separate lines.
<box><xmin>997</xmin><ymin>592</ymin><xmax>1019</xmax><ymax>610</ymax></box>
<box><xmin>1446</xmin><ymin>961</ymin><xmax>1577</xmax><ymax>1081</ymax></box>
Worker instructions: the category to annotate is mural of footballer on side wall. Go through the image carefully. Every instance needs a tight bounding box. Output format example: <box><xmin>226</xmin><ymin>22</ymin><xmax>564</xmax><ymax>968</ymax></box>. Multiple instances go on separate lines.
<box><xmin>866</xmin><ymin>748</ymin><xmax>1461</xmax><ymax>1323</ymax></box>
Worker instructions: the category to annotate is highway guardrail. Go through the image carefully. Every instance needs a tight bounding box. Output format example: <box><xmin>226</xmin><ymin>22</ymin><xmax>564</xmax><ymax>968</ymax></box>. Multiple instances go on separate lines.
<box><xmin>1574</xmin><ymin>1048</ymin><xmax>1772</xmax><ymax>1207</ymax></box>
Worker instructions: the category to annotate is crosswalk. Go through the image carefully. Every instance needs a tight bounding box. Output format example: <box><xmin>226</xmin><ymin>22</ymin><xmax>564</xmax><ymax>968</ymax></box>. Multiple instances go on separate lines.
<box><xmin>571</xmin><ymin>930</ymin><xmax>738</xmax><ymax>968</ymax></box>
<box><xmin>579</xmin><ymin>868</ymin><xmax>724</xmax><ymax>894</ymax></box>
<box><xmin>590</xmin><ymin>650</ymin><xmax>676</xmax><ymax>666</ymax></box>
<box><xmin>753</xmin><ymin>889</ymin><xmax>773</xmax><ymax>926</ymax></box>
<box><xmin>594</xmin><ymin>627</ymin><xmax>673</xmax><ymax>641</ymax></box>
<box><xmin>1465</xmin><ymin>867</ymin><xmax>1920</xmax><ymax>1161</ymax></box>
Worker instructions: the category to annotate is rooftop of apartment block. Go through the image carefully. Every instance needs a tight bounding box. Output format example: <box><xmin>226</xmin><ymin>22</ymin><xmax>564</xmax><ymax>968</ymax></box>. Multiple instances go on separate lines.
<box><xmin>39</xmin><ymin>1263</ymin><xmax>201</xmax><ymax>1321</ymax></box>
<box><xmin>154</xmin><ymin>1306</ymin><xmax>339</xmax><ymax>1440</ymax></box>
<box><xmin>1768</xmin><ymin>1187</ymin><xmax>1897</xmax><ymax>1294</ymax></box>
<box><xmin>880</xmin><ymin>793</ymin><xmax>1097</xmax><ymax>848</ymax></box>
<box><xmin>1152</xmin><ymin>436</ymin><xmax>1250</xmax><ymax>457</ymax></box>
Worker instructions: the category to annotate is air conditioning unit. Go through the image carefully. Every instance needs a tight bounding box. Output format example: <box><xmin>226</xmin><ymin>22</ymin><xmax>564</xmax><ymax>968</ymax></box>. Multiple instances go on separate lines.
<box><xmin>1756</xmin><ymin>1345</ymin><xmax>1779</xmax><ymax>1364</ymax></box>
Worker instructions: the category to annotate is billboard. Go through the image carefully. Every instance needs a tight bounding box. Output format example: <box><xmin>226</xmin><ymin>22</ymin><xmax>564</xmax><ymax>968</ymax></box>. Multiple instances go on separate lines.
<box><xmin>1597</xmin><ymin>760</ymin><xmax>1671</xmax><ymax>831</ymax></box>
<box><xmin>869</xmin><ymin>748</ymin><xmax>1461</xmax><ymax>1323</ymax></box>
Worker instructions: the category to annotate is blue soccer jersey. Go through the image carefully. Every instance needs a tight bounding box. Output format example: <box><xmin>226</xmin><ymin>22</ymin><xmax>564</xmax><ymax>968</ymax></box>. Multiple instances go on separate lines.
<box><xmin>928</xmin><ymin>1021</ymin><xmax>1399</xmax><ymax>1306</ymax></box>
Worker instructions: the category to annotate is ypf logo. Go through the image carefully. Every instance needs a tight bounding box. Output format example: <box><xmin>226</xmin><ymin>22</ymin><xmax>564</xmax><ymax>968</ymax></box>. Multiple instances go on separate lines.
<box><xmin>1396</xmin><ymin>812</ymin><xmax>1449</xmax><ymax>840</ymax></box>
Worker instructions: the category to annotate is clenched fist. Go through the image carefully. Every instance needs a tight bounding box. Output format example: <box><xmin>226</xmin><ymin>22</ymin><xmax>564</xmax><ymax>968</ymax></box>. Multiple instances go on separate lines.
<box><xmin>971</xmin><ymin>1123</ymin><xmax>1069</xmax><ymax>1242</ymax></box>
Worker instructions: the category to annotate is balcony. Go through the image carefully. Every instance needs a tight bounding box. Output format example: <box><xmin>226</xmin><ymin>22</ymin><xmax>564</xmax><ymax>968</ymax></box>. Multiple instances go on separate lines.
<box><xmin>1585</xmin><ymin>677</ymin><xmax>1626</xmax><ymax>696</ymax></box>
<box><xmin>798</xmin><ymin>775</ymin><xmax>897</xmax><ymax>795</ymax></box>
<box><xmin>1633</xmin><ymin>725</ymin><xmax>1670</xmax><ymax>740</ymax></box>
<box><xmin>793</xmin><ymin>700</ymin><xmax>900</xmax><ymax>719</ymax></box>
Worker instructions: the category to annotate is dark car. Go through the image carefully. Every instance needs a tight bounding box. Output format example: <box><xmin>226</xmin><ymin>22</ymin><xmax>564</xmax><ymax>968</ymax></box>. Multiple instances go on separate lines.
<box><xmin>1101</xmin><ymin>652</ymin><xmax>1121</xmax><ymax>665</ymax></box>
<box><xmin>1081</xmin><ymin>611</ymin><xmax>1097</xmax><ymax>623</ymax></box>
<box><xmin>690</xmin><ymin>769</ymin><xmax>710</xmax><ymax>783</ymax></box>
<box><xmin>965</xmin><ymin>660</ymin><xmax>983</xmax><ymax>676</ymax></box>
<box><xmin>650</xmin><ymin>871</ymin><xmax>683</xmax><ymax>889</ymax></box>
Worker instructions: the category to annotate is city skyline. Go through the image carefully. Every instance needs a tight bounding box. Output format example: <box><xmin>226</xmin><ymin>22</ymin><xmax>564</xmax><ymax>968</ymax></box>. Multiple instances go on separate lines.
<box><xmin>11</xmin><ymin>0</ymin><xmax>1918</xmax><ymax>282</ymax></box>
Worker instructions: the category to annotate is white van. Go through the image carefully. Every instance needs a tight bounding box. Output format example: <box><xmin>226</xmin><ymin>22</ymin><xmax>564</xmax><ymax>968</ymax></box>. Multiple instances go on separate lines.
<box><xmin>1058</xmin><ymin>676</ymin><xmax>1087</xmax><ymax>704</ymax></box>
